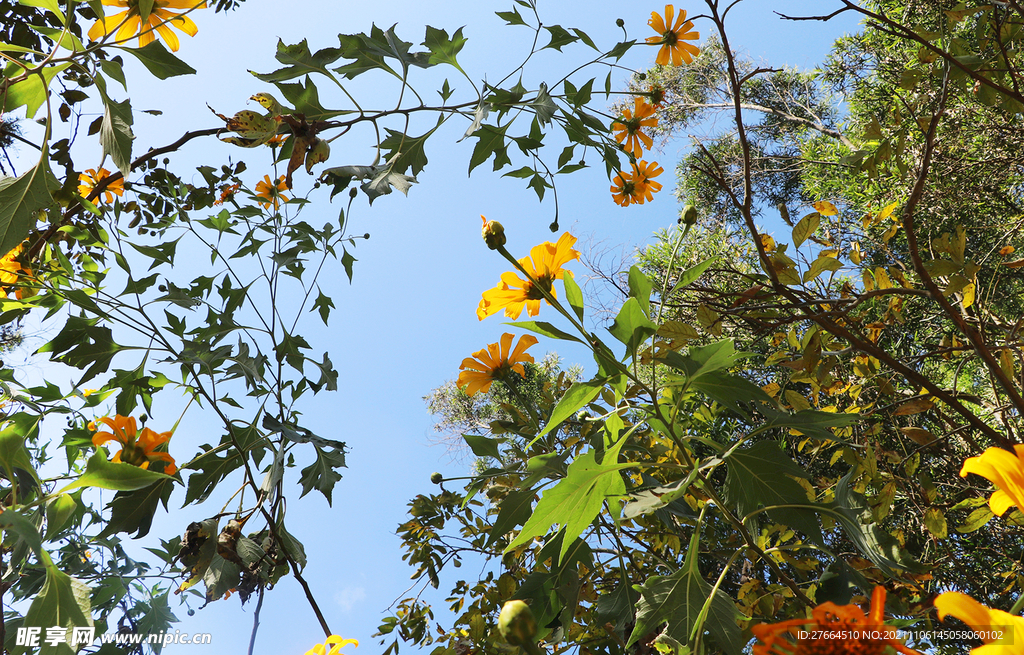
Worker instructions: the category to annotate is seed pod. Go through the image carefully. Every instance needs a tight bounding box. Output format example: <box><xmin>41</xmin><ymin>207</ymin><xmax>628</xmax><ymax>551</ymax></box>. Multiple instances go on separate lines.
<box><xmin>497</xmin><ymin>600</ymin><xmax>537</xmax><ymax>646</ymax></box>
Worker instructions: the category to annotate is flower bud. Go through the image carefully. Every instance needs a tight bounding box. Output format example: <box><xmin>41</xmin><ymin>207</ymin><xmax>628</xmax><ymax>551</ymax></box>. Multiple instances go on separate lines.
<box><xmin>680</xmin><ymin>204</ymin><xmax>698</xmax><ymax>226</ymax></box>
<box><xmin>497</xmin><ymin>600</ymin><xmax>537</xmax><ymax>646</ymax></box>
<box><xmin>430</xmin><ymin>472</ymin><xmax>443</xmax><ymax>484</ymax></box>
<box><xmin>481</xmin><ymin>215</ymin><xmax>506</xmax><ymax>250</ymax></box>
<box><xmin>305</xmin><ymin>138</ymin><xmax>331</xmax><ymax>173</ymax></box>
<box><xmin>616</xmin><ymin>18</ymin><xmax>624</xmax><ymax>27</ymax></box>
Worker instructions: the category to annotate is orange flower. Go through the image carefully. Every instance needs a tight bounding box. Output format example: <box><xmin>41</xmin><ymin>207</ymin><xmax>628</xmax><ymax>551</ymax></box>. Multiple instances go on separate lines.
<box><xmin>255</xmin><ymin>174</ymin><xmax>289</xmax><ymax>210</ymax></box>
<box><xmin>999</xmin><ymin>245</ymin><xmax>1015</xmax><ymax>256</ymax></box>
<box><xmin>88</xmin><ymin>0</ymin><xmax>205</xmax><ymax>52</ymax></box>
<box><xmin>214</xmin><ymin>182</ymin><xmax>241</xmax><ymax>205</ymax></box>
<box><xmin>647</xmin><ymin>5</ymin><xmax>700</xmax><ymax>66</ymax></box>
<box><xmin>0</xmin><ymin>242</ymin><xmax>34</xmax><ymax>299</ymax></box>
<box><xmin>91</xmin><ymin>415</ymin><xmax>177</xmax><ymax>475</ymax></box>
<box><xmin>934</xmin><ymin>592</ymin><xmax>1024</xmax><ymax>655</ymax></box>
<box><xmin>632</xmin><ymin>160</ymin><xmax>664</xmax><ymax>204</ymax></box>
<box><xmin>612</xmin><ymin>97</ymin><xmax>658</xmax><ymax>158</ymax></box>
<box><xmin>477</xmin><ymin>233</ymin><xmax>580</xmax><ymax>320</ymax></box>
<box><xmin>960</xmin><ymin>446</ymin><xmax>1024</xmax><ymax>516</ymax></box>
<box><xmin>610</xmin><ymin>170</ymin><xmax>643</xmax><ymax>207</ymax></box>
<box><xmin>457</xmin><ymin>333</ymin><xmax>539</xmax><ymax>396</ymax></box>
<box><xmin>78</xmin><ymin>168</ymin><xmax>124</xmax><ymax>204</ymax></box>
<box><xmin>751</xmin><ymin>586</ymin><xmax>921</xmax><ymax>655</ymax></box>
<box><xmin>648</xmin><ymin>84</ymin><xmax>667</xmax><ymax>108</ymax></box>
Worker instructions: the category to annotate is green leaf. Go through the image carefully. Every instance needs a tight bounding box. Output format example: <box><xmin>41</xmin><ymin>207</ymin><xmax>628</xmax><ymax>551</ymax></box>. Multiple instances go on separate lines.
<box><xmin>486</xmin><ymin>486</ymin><xmax>536</xmax><ymax>548</ymax></box>
<box><xmin>468</xmin><ymin>124</ymin><xmax>511</xmax><ymax>174</ymax></box>
<box><xmin>627</xmin><ymin>265</ymin><xmax>653</xmax><ymax>316</ymax></box>
<box><xmin>507</xmin><ymin>320</ymin><xmax>584</xmax><ymax>344</ymax></box>
<box><xmin>17</xmin><ymin>554</ymin><xmax>92</xmax><ymax>655</ymax></box>
<box><xmin>532</xmin><ymin>82</ymin><xmax>557</xmax><ymax>127</ymax></box>
<box><xmin>58</xmin><ymin>451</ymin><xmax>171</xmax><ymax>494</ymax></box>
<box><xmin>669</xmin><ymin>258</ymin><xmax>718</xmax><ymax>296</ymax></box>
<box><xmin>924</xmin><ymin>259</ymin><xmax>962</xmax><ymax>277</ymax></box>
<box><xmin>621</xmin><ymin>472</ymin><xmax>699</xmax><ymax>521</ymax></box>
<box><xmin>100</xmin><ymin>97</ymin><xmax>134</xmax><ymax>175</ymax></box>
<box><xmin>3</xmin><ymin>62</ymin><xmax>69</xmax><ymax>117</ymax></box>
<box><xmin>424</xmin><ymin>26</ymin><xmax>466</xmax><ymax>67</ymax></box>
<box><xmin>463</xmin><ymin>433</ymin><xmax>502</xmax><ymax>460</ymax></box>
<box><xmin>45</xmin><ymin>494</ymin><xmax>77</xmax><ymax>540</ymax></box>
<box><xmin>253</xmin><ymin>38</ymin><xmax>344</xmax><ymax>82</ymax></box>
<box><xmin>17</xmin><ymin>0</ymin><xmax>65</xmax><ymax>23</ymax></box>
<box><xmin>802</xmin><ymin>255</ymin><xmax>842</xmax><ymax>283</ymax></box>
<box><xmin>124</xmin><ymin>41</ymin><xmax>196</xmax><ymax>79</ymax></box>
<box><xmin>496</xmin><ymin>8</ymin><xmax>527</xmax><ymax>26</ymax></box>
<box><xmin>379</xmin><ymin>120</ymin><xmax>440</xmax><ymax>176</ymax></box>
<box><xmin>312</xmin><ymin>289</ymin><xmax>334</xmax><ymax>325</ymax></box>
<box><xmin>563</xmin><ymin>271</ymin><xmax>585</xmax><ymax>321</ymax></box>
<box><xmin>38</xmin><ymin>315</ymin><xmax>122</xmax><ymax>382</ymax></box>
<box><xmin>609</xmin><ymin>297</ymin><xmax>657</xmax><ymax>353</ymax></box>
<box><xmin>829</xmin><ymin>469</ymin><xmax>909</xmax><ymax>575</ymax></box>
<box><xmin>0</xmin><ymin>156</ymin><xmax>59</xmax><ymax>257</ymax></box>
<box><xmin>957</xmin><ymin>506</ymin><xmax>994</xmax><ymax>533</ymax></box>
<box><xmin>669</xmin><ymin>340</ymin><xmax>748</xmax><ymax>383</ymax></box>
<box><xmin>31</xmin><ymin>25</ymin><xmax>83</xmax><ymax>51</ymax></box>
<box><xmin>543</xmin><ymin>25</ymin><xmax>578</xmax><ymax>51</ymax></box>
<box><xmin>98</xmin><ymin>479</ymin><xmax>174</xmax><ymax>539</ymax></box>
<box><xmin>276</xmin><ymin>76</ymin><xmax>347</xmax><ymax>120</ymax></box>
<box><xmin>628</xmin><ymin>545</ymin><xmax>743</xmax><ymax>654</ymax></box>
<box><xmin>595</xmin><ymin>581</ymin><xmax>639</xmax><ymax>634</ymax></box>
<box><xmin>505</xmin><ymin>449</ymin><xmax>629</xmax><ymax>562</ymax></box>
<box><xmin>756</xmin><ymin>404</ymin><xmax>860</xmax><ymax>441</ymax></box>
<box><xmin>724</xmin><ymin>441</ymin><xmax>822</xmax><ymax>543</ymax></box>
<box><xmin>0</xmin><ymin>508</ymin><xmax>43</xmax><ymax>557</ymax></box>
<box><xmin>298</xmin><ymin>443</ymin><xmax>347</xmax><ymax>505</ymax></box>
<box><xmin>792</xmin><ymin>212</ymin><xmax>820</xmax><ymax>248</ymax></box>
<box><xmin>0</xmin><ymin>422</ymin><xmax>39</xmax><ymax>485</ymax></box>
<box><xmin>687</xmin><ymin>370</ymin><xmax>773</xmax><ymax>419</ymax></box>
<box><xmin>534</xmin><ymin>379</ymin><xmax>605</xmax><ymax>440</ymax></box>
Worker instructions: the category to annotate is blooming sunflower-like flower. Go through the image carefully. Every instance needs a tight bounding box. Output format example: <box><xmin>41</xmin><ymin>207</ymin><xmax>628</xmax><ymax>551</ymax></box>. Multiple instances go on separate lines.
<box><xmin>612</xmin><ymin>97</ymin><xmax>658</xmax><ymax>158</ymax></box>
<box><xmin>304</xmin><ymin>636</ymin><xmax>359</xmax><ymax>655</ymax></box>
<box><xmin>960</xmin><ymin>446</ymin><xmax>1024</xmax><ymax>516</ymax></box>
<box><xmin>87</xmin><ymin>0</ymin><xmax>205</xmax><ymax>52</ymax></box>
<box><xmin>934</xmin><ymin>592</ymin><xmax>1024</xmax><ymax>655</ymax></box>
<box><xmin>477</xmin><ymin>233</ymin><xmax>580</xmax><ymax>320</ymax></box>
<box><xmin>255</xmin><ymin>174</ymin><xmax>290</xmax><ymax>210</ymax></box>
<box><xmin>632</xmin><ymin>160</ymin><xmax>665</xmax><ymax>204</ymax></box>
<box><xmin>78</xmin><ymin>168</ymin><xmax>124</xmax><ymax>204</ymax></box>
<box><xmin>751</xmin><ymin>586</ymin><xmax>922</xmax><ymax>655</ymax></box>
<box><xmin>457</xmin><ymin>333</ymin><xmax>539</xmax><ymax>396</ymax></box>
<box><xmin>647</xmin><ymin>5</ymin><xmax>700</xmax><ymax>66</ymax></box>
<box><xmin>610</xmin><ymin>170</ymin><xmax>643</xmax><ymax>207</ymax></box>
<box><xmin>91</xmin><ymin>414</ymin><xmax>177</xmax><ymax>475</ymax></box>
<box><xmin>0</xmin><ymin>242</ymin><xmax>34</xmax><ymax>299</ymax></box>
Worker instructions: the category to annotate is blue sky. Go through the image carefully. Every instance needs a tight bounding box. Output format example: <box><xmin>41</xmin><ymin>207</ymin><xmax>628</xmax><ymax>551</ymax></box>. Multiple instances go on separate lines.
<box><xmin>8</xmin><ymin>1</ymin><xmax>861</xmax><ymax>653</ymax></box>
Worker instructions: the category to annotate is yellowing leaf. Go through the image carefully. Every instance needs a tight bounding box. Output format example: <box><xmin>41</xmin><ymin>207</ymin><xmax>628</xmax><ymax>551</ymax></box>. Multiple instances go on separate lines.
<box><xmin>874</xmin><ymin>267</ymin><xmax>892</xmax><ymax>290</ymax></box>
<box><xmin>803</xmin><ymin>255</ymin><xmax>843</xmax><ymax>283</ymax></box>
<box><xmin>924</xmin><ymin>507</ymin><xmax>948</xmax><ymax>539</ymax></box>
<box><xmin>877</xmin><ymin>201</ymin><xmax>900</xmax><ymax>221</ymax></box>
<box><xmin>812</xmin><ymin>201</ymin><xmax>838</xmax><ymax>216</ymax></box>
<box><xmin>961</xmin><ymin>282</ymin><xmax>976</xmax><ymax>309</ymax></box>
<box><xmin>900</xmin><ymin>427</ymin><xmax>937</xmax><ymax>445</ymax></box>
<box><xmin>1000</xmin><ymin>348</ymin><xmax>1015</xmax><ymax>379</ymax></box>
<box><xmin>784</xmin><ymin>390</ymin><xmax>811</xmax><ymax>412</ymax></box>
<box><xmin>893</xmin><ymin>397</ymin><xmax>934</xmax><ymax>416</ymax></box>
<box><xmin>850</xmin><ymin>242</ymin><xmax>862</xmax><ymax>264</ymax></box>
<box><xmin>760</xmin><ymin>234</ymin><xmax>776</xmax><ymax>252</ymax></box>
<box><xmin>792</xmin><ymin>212</ymin><xmax>820</xmax><ymax>248</ymax></box>
<box><xmin>696</xmin><ymin>304</ymin><xmax>722</xmax><ymax>337</ymax></box>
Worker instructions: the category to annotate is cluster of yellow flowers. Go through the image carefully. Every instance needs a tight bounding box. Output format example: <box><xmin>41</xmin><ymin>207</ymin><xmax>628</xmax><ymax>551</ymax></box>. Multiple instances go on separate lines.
<box><xmin>608</xmin><ymin>5</ymin><xmax>699</xmax><ymax>207</ymax></box>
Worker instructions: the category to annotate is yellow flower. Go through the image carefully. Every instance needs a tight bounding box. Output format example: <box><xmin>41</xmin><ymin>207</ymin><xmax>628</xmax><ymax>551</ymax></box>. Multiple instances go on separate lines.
<box><xmin>477</xmin><ymin>232</ymin><xmax>580</xmax><ymax>320</ymax></box>
<box><xmin>305</xmin><ymin>636</ymin><xmax>359</xmax><ymax>655</ymax></box>
<box><xmin>751</xmin><ymin>586</ymin><xmax>922</xmax><ymax>655</ymax></box>
<box><xmin>612</xmin><ymin>97</ymin><xmax>658</xmax><ymax>158</ymax></box>
<box><xmin>631</xmin><ymin>160</ymin><xmax>664</xmax><ymax>204</ymax></box>
<box><xmin>78</xmin><ymin>168</ymin><xmax>124</xmax><ymax>204</ymax></box>
<box><xmin>91</xmin><ymin>415</ymin><xmax>177</xmax><ymax>475</ymax></box>
<box><xmin>255</xmin><ymin>174</ymin><xmax>290</xmax><ymax>210</ymax></box>
<box><xmin>0</xmin><ymin>242</ymin><xmax>34</xmax><ymax>299</ymax></box>
<box><xmin>457</xmin><ymin>333</ymin><xmax>539</xmax><ymax>396</ymax></box>
<box><xmin>647</xmin><ymin>5</ymin><xmax>700</xmax><ymax>66</ymax></box>
<box><xmin>960</xmin><ymin>446</ymin><xmax>1024</xmax><ymax>516</ymax></box>
<box><xmin>934</xmin><ymin>592</ymin><xmax>1024</xmax><ymax>655</ymax></box>
<box><xmin>88</xmin><ymin>0</ymin><xmax>205</xmax><ymax>52</ymax></box>
<box><xmin>610</xmin><ymin>170</ymin><xmax>643</xmax><ymax>207</ymax></box>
